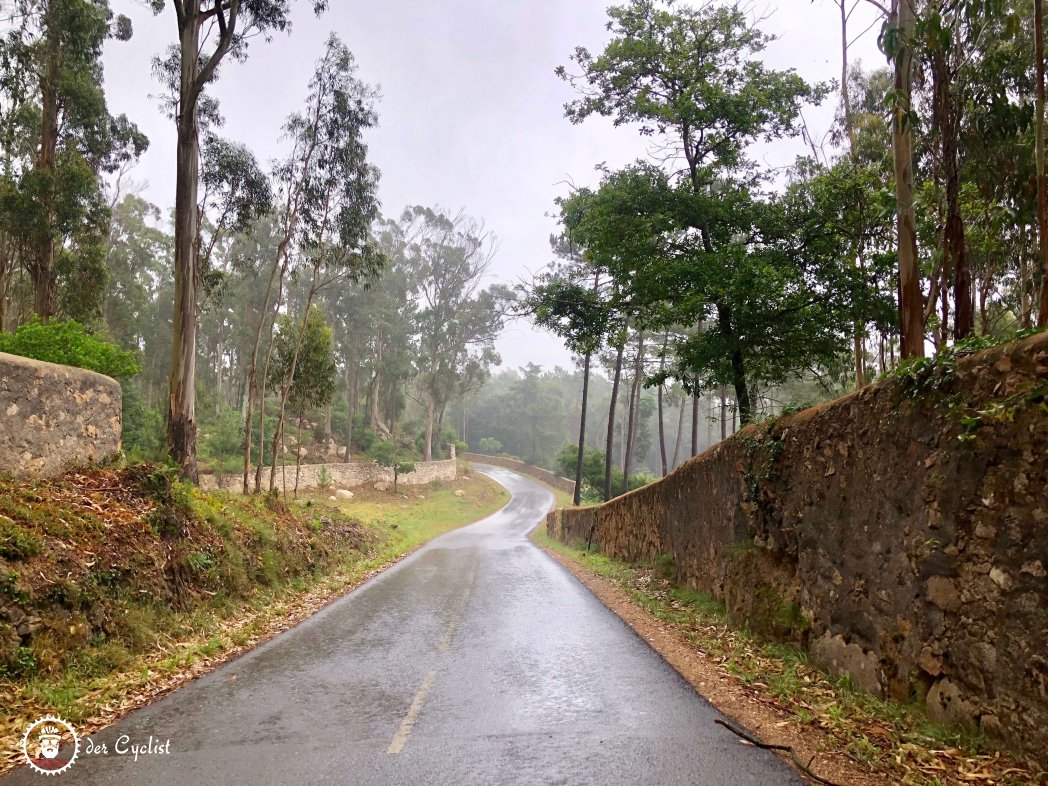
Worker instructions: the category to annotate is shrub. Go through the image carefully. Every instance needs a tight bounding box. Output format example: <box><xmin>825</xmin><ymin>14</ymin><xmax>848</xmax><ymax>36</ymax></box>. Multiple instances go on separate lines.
<box><xmin>367</xmin><ymin>438</ymin><xmax>418</xmax><ymax>492</ymax></box>
<box><xmin>200</xmin><ymin>409</ymin><xmax>245</xmax><ymax>461</ymax></box>
<box><xmin>121</xmin><ymin>381</ymin><xmax>165</xmax><ymax>461</ymax></box>
<box><xmin>0</xmin><ymin>319</ymin><xmax>140</xmax><ymax>379</ymax></box>
<box><xmin>556</xmin><ymin>443</ymin><xmax>607</xmax><ymax>491</ymax></box>
<box><xmin>476</xmin><ymin>437</ymin><xmax>502</xmax><ymax>455</ymax></box>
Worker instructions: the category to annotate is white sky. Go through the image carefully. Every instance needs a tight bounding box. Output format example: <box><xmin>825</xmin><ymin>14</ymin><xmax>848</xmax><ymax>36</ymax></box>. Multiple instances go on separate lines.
<box><xmin>102</xmin><ymin>0</ymin><xmax>885</xmax><ymax>372</ymax></box>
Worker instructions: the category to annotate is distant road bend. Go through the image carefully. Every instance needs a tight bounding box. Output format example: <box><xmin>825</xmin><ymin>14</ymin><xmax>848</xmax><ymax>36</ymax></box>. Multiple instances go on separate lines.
<box><xmin>6</xmin><ymin>466</ymin><xmax>801</xmax><ymax>785</ymax></box>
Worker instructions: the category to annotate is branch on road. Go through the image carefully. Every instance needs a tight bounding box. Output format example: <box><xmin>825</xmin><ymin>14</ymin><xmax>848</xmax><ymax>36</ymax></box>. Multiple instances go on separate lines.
<box><xmin>714</xmin><ymin>718</ymin><xmax>845</xmax><ymax>786</ymax></box>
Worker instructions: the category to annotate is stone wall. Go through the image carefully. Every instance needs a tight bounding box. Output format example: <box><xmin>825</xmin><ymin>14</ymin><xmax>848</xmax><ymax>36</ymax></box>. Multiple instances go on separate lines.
<box><xmin>0</xmin><ymin>352</ymin><xmax>122</xmax><ymax>479</ymax></box>
<box><xmin>200</xmin><ymin>449</ymin><xmax>457</xmax><ymax>493</ymax></box>
<box><xmin>548</xmin><ymin>333</ymin><xmax>1048</xmax><ymax>764</ymax></box>
<box><xmin>460</xmin><ymin>453</ymin><xmax>575</xmax><ymax>495</ymax></box>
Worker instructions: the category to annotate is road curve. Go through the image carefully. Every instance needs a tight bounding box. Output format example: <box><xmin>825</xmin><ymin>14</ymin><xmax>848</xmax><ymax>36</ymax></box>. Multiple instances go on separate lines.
<box><xmin>6</xmin><ymin>466</ymin><xmax>801</xmax><ymax>785</ymax></box>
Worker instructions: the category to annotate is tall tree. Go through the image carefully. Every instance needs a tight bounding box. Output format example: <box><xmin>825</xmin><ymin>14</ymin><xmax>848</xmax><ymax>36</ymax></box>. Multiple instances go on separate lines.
<box><xmin>264</xmin><ymin>35</ymin><xmax>381</xmax><ymax>491</ymax></box>
<box><xmin>402</xmin><ymin>206</ymin><xmax>508</xmax><ymax>461</ymax></box>
<box><xmin>1037</xmin><ymin>0</ymin><xmax>1048</xmax><ymax>325</ymax></box>
<box><xmin>156</xmin><ymin>0</ymin><xmax>326</xmax><ymax>481</ymax></box>
<box><xmin>558</xmin><ymin>0</ymin><xmax>826</xmax><ymax>423</ymax></box>
<box><xmin>268</xmin><ymin>306</ymin><xmax>335</xmax><ymax>496</ymax></box>
<box><xmin>526</xmin><ymin>234</ymin><xmax>610</xmax><ymax>504</ymax></box>
<box><xmin>0</xmin><ymin>0</ymin><xmax>145</xmax><ymax>323</ymax></box>
<box><xmin>884</xmin><ymin>0</ymin><xmax>925</xmax><ymax>357</ymax></box>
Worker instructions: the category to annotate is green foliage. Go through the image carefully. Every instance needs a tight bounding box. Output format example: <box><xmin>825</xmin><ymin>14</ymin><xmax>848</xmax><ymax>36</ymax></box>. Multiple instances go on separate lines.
<box><xmin>555</xmin><ymin>442</ymin><xmax>606</xmax><ymax>491</ymax></box>
<box><xmin>352</xmin><ymin>417</ymin><xmax>378</xmax><ymax>454</ymax></box>
<box><xmin>0</xmin><ymin>319</ymin><xmax>139</xmax><ymax>378</ymax></box>
<box><xmin>0</xmin><ymin>645</ymin><xmax>38</xmax><ymax>679</ymax></box>
<box><xmin>887</xmin><ymin>329</ymin><xmax>1048</xmax><ymax>441</ymax></box>
<box><xmin>316</xmin><ymin>465</ymin><xmax>331</xmax><ymax>490</ymax></box>
<box><xmin>0</xmin><ymin>518</ymin><xmax>41</xmax><ymax>560</ymax></box>
<box><xmin>120</xmin><ymin>380</ymin><xmax>164</xmax><ymax>461</ymax></box>
<box><xmin>367</xmin><ymin>437</ymin><xmax>418</xmax><ymax>491</ymax></box>
<box><xmin>199</xmin><ymin>409</ymin><xmax>246</xmax><ymax>463</ymax></box>
<box><xmin>269</xmin><ymin>307</ymin><xmax>337</xmax><ymax>412</ymax></box>
<box><xmin>476</xmin><ymin>437</ymin><xmax>502</xmax><ymax>455</ymax></box>
<box><xmin>890</xmin><ymin>329</ymin><xmax>1043</xmax><ymax>397</ymax></box>
<box><xmin>0</xmin><ymin>0</ymin><xmax>148</xmax><ymax>320</ymax></box>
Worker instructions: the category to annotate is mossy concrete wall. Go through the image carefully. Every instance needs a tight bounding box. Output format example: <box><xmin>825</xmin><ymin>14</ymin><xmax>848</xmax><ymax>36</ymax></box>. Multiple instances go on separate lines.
<box><xmin>0</xmin><ymin>352</ymin><xmax>121</xmax><ymax>479</ymax></box>
<box><xmin>548</xmin><ymin>333</ymin><xmax>1048</xmax><ymax>763</ymax></box>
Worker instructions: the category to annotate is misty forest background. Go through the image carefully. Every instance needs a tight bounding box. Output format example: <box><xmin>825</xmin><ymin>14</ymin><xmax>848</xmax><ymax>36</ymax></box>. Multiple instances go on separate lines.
<box><xmin>1</xmin><ymin>0</ymin><xmax>1047</xmax><ymax>503</ymax></box>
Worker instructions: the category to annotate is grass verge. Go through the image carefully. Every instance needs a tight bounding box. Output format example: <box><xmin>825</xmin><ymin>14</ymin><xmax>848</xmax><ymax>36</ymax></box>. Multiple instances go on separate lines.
<box><xmin>532</xmin><ymin>530</ymin><xmax>1045</xmax><ymax>786</ymax></box>
<box><xmin>0</xmin><ymin>466</ymin><xmax>506</xmax><ymax>773</ymax></box>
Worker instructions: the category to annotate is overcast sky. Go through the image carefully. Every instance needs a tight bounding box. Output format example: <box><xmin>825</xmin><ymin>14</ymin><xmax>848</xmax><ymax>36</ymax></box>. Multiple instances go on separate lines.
<box><xmin>102</xmin><ymin>0</ymin><xmax>885</xmax><ymax>373</ymax></box>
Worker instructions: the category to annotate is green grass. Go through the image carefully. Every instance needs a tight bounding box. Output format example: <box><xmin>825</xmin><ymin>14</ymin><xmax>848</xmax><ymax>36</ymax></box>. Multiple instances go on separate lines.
<box><xmin>1</xmin><ymin>470</ymin><xmax>511</xmax><ymax>758</ymax></box>
<box><xmin>305</xmin><ymin>473</ymin><xmax>510</xmax><ymax>563</ymax></box>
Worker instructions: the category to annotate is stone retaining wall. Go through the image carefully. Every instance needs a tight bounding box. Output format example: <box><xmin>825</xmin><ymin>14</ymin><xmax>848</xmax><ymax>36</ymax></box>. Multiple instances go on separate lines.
<box><xmin>0</xmin><ymin>352</ymin><xmax>122</xmax><ymax>479</ymax></box>
<box><xmin>460</xmin><ymin>453</ymin><xmax>575</xmax><ymax>495</ymax></box>
<box><xmin>548</xmin><ymin>333</ymin><xmax>1048</xmax><ymax>765</ymax></box>
<box><xmin>201</xmin><ymin>446</ymin><xmax>457</xmax><ymax>493</ymax></box>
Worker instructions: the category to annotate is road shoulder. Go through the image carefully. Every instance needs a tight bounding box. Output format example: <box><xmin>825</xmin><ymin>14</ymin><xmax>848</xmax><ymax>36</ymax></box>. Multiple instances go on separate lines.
<box><xmin>532</xmin><ymin>536</ymin><xmax>888</xmax><ymax>786</ymax></box>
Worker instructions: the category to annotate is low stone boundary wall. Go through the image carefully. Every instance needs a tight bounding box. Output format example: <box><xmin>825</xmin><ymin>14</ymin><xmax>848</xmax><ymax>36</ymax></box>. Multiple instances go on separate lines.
<box><xmin>0</xmin><ymin>352</ymin><xmax>122</xmax><ymax>479</ymax></box>
<box><xmin>201</xmin><ymin>456</ymin><xmax>456</xmax><ymax>493</ymax></box>
<box><xmin>548</xmin><ymin>333</ymin><xmax>1048</xmax><ymax>765</ymax></box>
<box><xmin>460</xmin><ymin>453</ymin><xmax>575</xmax><ymax>495</ymax></box>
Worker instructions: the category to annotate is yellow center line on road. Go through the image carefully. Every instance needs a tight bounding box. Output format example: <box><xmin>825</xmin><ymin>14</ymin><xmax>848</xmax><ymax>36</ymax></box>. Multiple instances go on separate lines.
<box><xmin>387</xmin><ymin>670</ymin><xmax>437</xmax><ymax>754</ymax></box>
<box><xmin>438</xmin><ymin>561</ymin><xmax>478</xmax><ymax>652</ymax></box>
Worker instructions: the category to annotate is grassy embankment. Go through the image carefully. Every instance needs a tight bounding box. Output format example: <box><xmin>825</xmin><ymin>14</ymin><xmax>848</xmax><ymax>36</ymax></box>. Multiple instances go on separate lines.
<box><xmin>0</xmin><ymin>463</ymin><xmax>506</xmax><ymax>771</ymax></box>
<box><xmin>531</xmin><ymin>530</ymin><xmax>1043</xmax><ymax>786</ymax></box>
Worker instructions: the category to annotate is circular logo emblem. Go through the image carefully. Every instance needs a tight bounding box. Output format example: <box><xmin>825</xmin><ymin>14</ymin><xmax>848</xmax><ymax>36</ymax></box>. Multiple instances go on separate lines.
<box><xmin>21</xmin><ymin>716</ymin><xmax>79</xmax><ymax>776</ymax></box>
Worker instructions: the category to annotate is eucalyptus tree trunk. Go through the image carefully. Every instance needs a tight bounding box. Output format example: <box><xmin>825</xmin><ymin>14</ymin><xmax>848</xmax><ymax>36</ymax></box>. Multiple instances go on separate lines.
<box><xmin>671</xmin><ymin>397</ymin><xmax>685</xmax><ymax>470</ymax></box>
<box><xmin>573</xmin><ymin>351</ymin><xmax>591</xmax><ymax>506</ymax></box>
<box><xmin>423</xmin><ymin>394</ymin><xmax>436</xmax><ymax>462</ymax></box>
<box><xmin>622</xmin><ymin>331</ymin><xmax>645</xmax><ymax>494</ymax></box>
<box><xmin>168</xmin><ymin>21</ymin><xmax>202</xmax><ymax>481</ymax></box>
<box><xmin>892</xmin><ymin>0</ymin><xmax>925</xmax><ymax>357</ymax></box>
<box><xmin>249</xmin><ymin>261</ymin><xmax>287</xmax><ymax>493</ymax></box>
<box><xmin>270</xmin><ymin>263</ymin><xmax>323</xmax><ymax>492</ymax></box>
<box><xmin>931</xmin><ymin>45</ymin><xmax>972</xmax><ymax>340</ymax></box>
<box><xmin>1019</xmin><ymin>227</ymin><xmax>1033</xmax><ymax>329</ymax></box>
<box><xmin>31</xmin><ymin>1</ymin><xmax>58</xmax><ymax>321</ymax></box>
<box><xmin>603</xmin><ymin>343</ymin><xmax>624</xmax><ymax>501</ymax></box>
<box><xmin>657</xmin><ymin>332</ymin><xmax>668</xmax><ymax>476</ymax></box>
<box><xmin>840</xmin><ymin>0</ymin><xmax>865</xmax><ymax>386</ymax></box>
<box><xmin>691</xmin><ymin>386</ymin><xmax>698</xmax><ymax>457</ymax></box>
<box><xmin>293</xmin><ymin>404</ymin><xmax>305</xmax><ymax>498</ymax></box>
<box><xmin>1037</xmin><ymin>0</ymin><xmax>1048</xmax><ymax>326</ymax></box>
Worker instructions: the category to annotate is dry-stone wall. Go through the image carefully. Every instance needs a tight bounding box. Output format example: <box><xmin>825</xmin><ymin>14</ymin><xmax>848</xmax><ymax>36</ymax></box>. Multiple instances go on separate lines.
<box><xmin>0</xmin><ymin>352</ymin><xmax>121</xmax><ymax>479</ymax></box>
<box><xmin>460</xmin><ymin>453</ymin><xmax>575</xmax><ymax>495</ymax></box>
<box><xmin>201</xmin><ymin>445</ymin><xmax>457</xmax><ymax>493</ymax></box>
<box><xmin>548</xmin><ymin>333</ymin><xmax>1048</xmax><ymax>765</ymax></box>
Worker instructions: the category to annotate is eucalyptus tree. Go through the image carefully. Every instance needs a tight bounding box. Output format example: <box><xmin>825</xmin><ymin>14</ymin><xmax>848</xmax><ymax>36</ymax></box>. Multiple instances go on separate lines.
<box><xmin>151</xmin><ymin>0</ymin><xmax>327</xmax><ymax>481</ymax></box>
<box><xmin>878</xmin><ymin>0</ymin><xmax>924</xmax><ymax>357</ymax></box>
<box><xmin>263</xmin><ymin>35</ymin><xmax>382</xmax><ymax>492</ymax></box>
<box><xmin>0</xmin><ymin>0</ymin><xmax>146</xmax><ymax>322</ymax></box>
<box><xmin>268</xmin><ymin>306</ymin><xmax>335</xmax><ymax>496</ymax></box>
<box><xmin>400</xmin><ymin>206</ymin><xmax>508</xmax><ymax>461</ymax></box>
<box><xmin>103</xmin><ymin>195</ymin><xmax>172</xmax><ymax>373</ymax></box>
<box><xmin>1035</xmin><ymin>0</ymin><xmax>1048</xmax><ymax>325</ymax></box>
<box><xmin>239</xmin><ymin>34</ymin><xmax>381</xmax><ymax>493</ymax></box>
<box><xmin>557</xmin><ymin>0</ymin><xmax>826</xmax><ymax>423</ymax></box>
<box><xmin>525</xmin><ymin>233</ymin><xmax>611</xmax><ymax>504</ymax></box>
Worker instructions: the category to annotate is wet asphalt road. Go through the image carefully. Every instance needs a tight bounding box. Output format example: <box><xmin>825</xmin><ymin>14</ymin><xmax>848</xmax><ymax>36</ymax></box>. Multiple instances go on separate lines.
<box><xmin>6</xmin><ymin>466</ymin><xmax>801</xmax><ymax>785</ymax></box>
